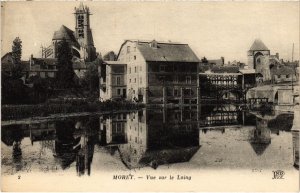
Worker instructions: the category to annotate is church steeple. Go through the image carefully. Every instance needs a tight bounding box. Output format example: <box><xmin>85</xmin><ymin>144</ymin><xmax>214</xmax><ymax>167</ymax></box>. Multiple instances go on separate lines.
<box><xmin>74</xmin><ymin>3</ymin><xmax>96</xmax><ymax>62</ymax></box>
<box><xmin>74</xmin><ymin>3</ymin><xmax>91</xmax><ymax>42</ymax></box>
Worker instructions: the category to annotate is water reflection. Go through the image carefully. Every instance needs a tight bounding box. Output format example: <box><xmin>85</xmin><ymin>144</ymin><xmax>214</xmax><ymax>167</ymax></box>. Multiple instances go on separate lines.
<box><xmin>1</xmin><ymin>105</ymin><xmax>298</xmax><ymax>177</ymax></box>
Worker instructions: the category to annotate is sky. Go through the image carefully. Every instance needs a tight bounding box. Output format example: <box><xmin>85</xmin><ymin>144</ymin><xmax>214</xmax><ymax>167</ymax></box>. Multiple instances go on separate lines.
<box><xmin>1</xmin><ymin>1</ymin><xmax>299</xmax><ymax>63</ymax></box>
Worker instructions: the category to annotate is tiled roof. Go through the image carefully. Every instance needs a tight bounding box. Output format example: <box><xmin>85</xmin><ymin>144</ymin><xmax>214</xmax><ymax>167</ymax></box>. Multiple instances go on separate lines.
<box><xmin>32</xmin><ymin>58</ymin><xmax>57</xmax><ymax>66</ymax></box>
<box><xmin>211</xmin><ymin>66</ymin><xmax>240</xmax><ymax>73</ymax></box>
<box><xmin>249</xmin><ymin>39</ymin><xmax>269</xmax><ymax>51</ymax></box>
<box><xmin>208</xmin><ymin>59</ymin><xmax>223</xmax><ymax>65</ymax></box>
<box><xmin>239</xmin><ymin>69</ymin><xmax>256</xmax><ymax>74</ymax></box>
<box><xmin>52</xmin><ymin>25</ymin><xmax>80</xmax><ymax>48</ymax></box>
<box><xmin>1</xmin><ymin>60</ymin><xmax>30</xmax><ymax>71</ymax></box>
<box><xmin>271</xmin><ymin>66</ymin><xmax>296</xmax><ymax>75</ymax></box>
<box><xmin>128</xmin><ymin>40</ymin><xmax>199</xmax><ymax>62</ymax></box>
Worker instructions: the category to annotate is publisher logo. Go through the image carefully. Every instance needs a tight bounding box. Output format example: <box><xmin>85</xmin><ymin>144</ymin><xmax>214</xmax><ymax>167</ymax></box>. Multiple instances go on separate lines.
<box><xmin>272</xmin><ymin>170</ymin><xmax>285</xmax><ymax>179</ymax></box>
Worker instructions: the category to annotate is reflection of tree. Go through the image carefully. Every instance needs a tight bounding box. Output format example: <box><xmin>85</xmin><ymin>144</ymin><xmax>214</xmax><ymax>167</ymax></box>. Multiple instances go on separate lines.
<box><xmin>53</xmin><ymin>121</ymin><xmax>81</xmax><ymax>169</ymax></box>
<box><xmin>2</xmin><ymin>125</ymin><xmax>25</xmax><ymax>171</ymax></box>
<box><xmin>75</xmin><ymin>117</ymin><xmax>98</xmax><ymax>176</ymax></box>
<box><xmin>268</xmin><ymin>114</ymin><xmax>294</xmax><ymax>131</ymax></box>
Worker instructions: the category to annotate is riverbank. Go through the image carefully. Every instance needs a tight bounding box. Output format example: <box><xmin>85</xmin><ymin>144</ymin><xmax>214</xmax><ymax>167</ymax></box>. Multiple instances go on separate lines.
<box><xmin>1</xmin><ymin>101</ymin><xmax>144</xmax><ymax>121</ymax></box>
<box><xmin>1</xmin><ymin>109</ymin><xmax>139</xmax><ymax>126</ymax></box>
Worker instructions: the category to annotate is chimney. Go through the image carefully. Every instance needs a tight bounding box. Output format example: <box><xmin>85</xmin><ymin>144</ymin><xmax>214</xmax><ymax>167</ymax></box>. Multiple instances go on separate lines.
<box><xmin>221</xmin><ymin>57</ymin><xmax>225</xmax><ymax>65</ymax></box>
<box><xmin>276</xmin><ymin>53</ymin><xmax>279</xmax><ymax>59</ymax></box>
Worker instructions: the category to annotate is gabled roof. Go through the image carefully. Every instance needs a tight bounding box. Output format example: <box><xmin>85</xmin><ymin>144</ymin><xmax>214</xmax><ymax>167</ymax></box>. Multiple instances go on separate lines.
<box><xmin>138</xmin><ymin>41</ymin><xmax>200</xmax><ymax>62</ymax></box>
<box><xmin>249</xmin><ymin>39</ymin><xmax>269</xmax><ymax>51</ymax></box>
<box><xmin>119</xmin><ymin>40</ymin><xmax>200</xmax><ymax>63</ymax></box>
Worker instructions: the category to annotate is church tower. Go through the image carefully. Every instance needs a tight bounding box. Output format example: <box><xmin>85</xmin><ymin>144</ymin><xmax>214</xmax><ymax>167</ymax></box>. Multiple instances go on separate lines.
<box><xmin>74</xmin><ymin>3</ymin><xmax>96</xmax><ymax>62</ymax></box>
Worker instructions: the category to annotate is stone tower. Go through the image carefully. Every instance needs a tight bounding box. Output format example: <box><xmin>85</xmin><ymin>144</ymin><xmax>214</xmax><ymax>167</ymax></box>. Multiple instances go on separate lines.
<box><xmin>74</xmin><ymin>3</ymin><xmax>96</xmax><ymax>62</ymax></box>
<box><xmin>247</xmin><ymin>39</ymin><xmax>271</xmax><ymax>81</ymax></box>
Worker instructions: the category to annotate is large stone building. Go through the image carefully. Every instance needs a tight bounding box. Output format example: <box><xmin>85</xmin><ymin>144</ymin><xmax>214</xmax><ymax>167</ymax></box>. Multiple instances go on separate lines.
<box><xmin>100</xmin><ymin>40</ymin><xmax>200</xmax><ymax>105</ymax></box>
<box><xmin>41</xmin><ymin>3</ymin><xmax>97</xmax><ymax>62</ymax></box>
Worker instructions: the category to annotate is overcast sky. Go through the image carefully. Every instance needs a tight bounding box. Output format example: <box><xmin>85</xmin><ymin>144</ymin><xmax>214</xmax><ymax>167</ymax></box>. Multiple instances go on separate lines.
<box><xmin>1</xmin><ymin>1</ymin><xmax>299</xmax><ymax>63</ymax></box>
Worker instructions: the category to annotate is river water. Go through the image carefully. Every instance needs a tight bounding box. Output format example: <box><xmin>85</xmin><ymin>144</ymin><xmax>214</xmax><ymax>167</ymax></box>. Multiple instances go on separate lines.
<box><xmin>1</xmin><ymin>105</ymin><xmax>298</xmax><ymax>177</ymax></box>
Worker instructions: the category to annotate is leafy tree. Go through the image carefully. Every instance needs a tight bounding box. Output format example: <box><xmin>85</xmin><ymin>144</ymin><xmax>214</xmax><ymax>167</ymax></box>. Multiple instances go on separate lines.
<box><xmin>56</xmin><ymin>38</ymin><xmax>75</xmax><ymax>89</ymax></box>
<box><xmin>83</xmin><ymin>55</ymin><xmax>102</xmax><ymax>94</ymax></box>
<box><xmin>11</xmin><ymin>37</ymin><xmax>23</xmax><ymax>79</ymax></box>
<box><xmin>103</xmin><ymin>51</ymin><xmax>117</xmax><ymax>61</ymax></box>
<box><xmin>201</xmin><ymin>56</ymin><xmax>208</xmax><ymax>63</ymax></box>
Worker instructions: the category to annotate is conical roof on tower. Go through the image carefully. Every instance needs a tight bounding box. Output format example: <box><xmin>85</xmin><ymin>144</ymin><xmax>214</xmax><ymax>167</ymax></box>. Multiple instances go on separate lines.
<box><xmin>249</xmin><ymin>39</ymin><xmax>269</xmax><ymax>51</ymax></box>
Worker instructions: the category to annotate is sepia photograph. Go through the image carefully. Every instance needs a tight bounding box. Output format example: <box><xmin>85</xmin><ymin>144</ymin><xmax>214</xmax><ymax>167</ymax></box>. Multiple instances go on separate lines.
<box><xmin>1</xmin><ymin>1</ymin><xmax>299</xmax><ymax>192</ymax></box>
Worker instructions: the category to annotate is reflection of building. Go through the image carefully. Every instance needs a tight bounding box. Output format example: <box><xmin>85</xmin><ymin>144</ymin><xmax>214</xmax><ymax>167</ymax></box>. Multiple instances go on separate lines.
<box><xmin>292</xmin><ymin>130</ymin><xmax>299</xmax><ymax>169</ymax></box>
<box><xmin>291</xmin><ymin>106</ymin><xmax>299</xmax><ymax>169</ymax></box>
<box><xmin>99</xmin><ymin>113</ymin><xmax>128</xmax><ymax>145</ymax></box>
<box><xmin>199</xmin><ymin>104</ymin><xmax>242</xmax><ymax>127</ymax></box>
<box><xmin>117</xmin><ymin>109</ymin><xmax>200</xmax><ymax>169</ymax></box>
<box><xmin>249</xmin><ymin>118</ymin><xmax>271</xmax><ymax>156</ymax></box>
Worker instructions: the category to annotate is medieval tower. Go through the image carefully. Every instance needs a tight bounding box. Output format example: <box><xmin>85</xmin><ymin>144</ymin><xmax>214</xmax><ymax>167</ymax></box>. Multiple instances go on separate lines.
<box><xmin>247</xmin><ymin>39</ymin><xmax>271</xmax><ymax>81</ymax></box>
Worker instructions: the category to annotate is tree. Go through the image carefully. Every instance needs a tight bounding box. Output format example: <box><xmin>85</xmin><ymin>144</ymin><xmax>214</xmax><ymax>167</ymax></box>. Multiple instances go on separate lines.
<box><xmin>11</xmin><ymin>37</ymin><xmax>23</xmax><ymax>79</ymax></box>
<box><xmin>83</xmin><ymin>55</ymin><xmax>102</xmax><ymax>94</ymax></box>
<box><xmin>103</xmin><ymin>51</ymin><xmax>117</xmax><ymax>61</ymax></box>
<box><xmin>201</xmin><ymin>56</ymin><xmax>208</xmax><ymax>63</ymax></box>
<box><xmin>56</xmin><ymin>38</ymin><xmax>75</xmax><ymax>89</ymax></box>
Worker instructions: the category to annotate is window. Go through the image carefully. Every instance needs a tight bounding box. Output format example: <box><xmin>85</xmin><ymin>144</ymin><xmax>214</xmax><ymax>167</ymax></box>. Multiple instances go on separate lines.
<box><xmin>133</xmin><ymin>90</ymin><xmax>135</xmax><ymax>94</ymax></box>
<box><xmin>117</xmin><ymin>89</ymin><xmax>121</xmax><ymax>95</ymax></box>
<box><xmin>184</xmin><ymin>88</ymin><xmax>192</xmax><ymax>96</ymax></box>
<box><xmin>159</xmin><ymin>76</ymin><xmax>165</xmax><ymax>83</ymax></box>
<box><xmin>129</xmin><ymin>67</ymin><xmax>131</xmax><ymax>74</ymax></box>
<box><xmin>116</xmin><ymin>76</ymin><xmax>121</xmax><ymax>85</ymax></box>
<box><xmin>134</xmin><ymin>56</ymin><xmax>136</xmax><ymax>60</ymax></box>
<box><xmin>278</xmin><ymin>75</ymin><xmax>281</xmax><ymax>78</ymax></box>
<box><xmin>186</xmin><ymin>76</ymin><xmax>191</xmax><ymax>84</ymax></box>
<box><xmin>127</xmin><ymin>46</ymin><xmax>130</xmax><ymax>53</ymax></box>
<box><xmin>286</xmin><ymin>75</ymin><xmax>290</xmax><ymax>78</ymax></box>
<box><xmin>174</xmin><ymin>88</ymin><xmax>179</xmax><ymax>96</ymax></box>
<box><xmin>129</xmin><ymin>79</ymin><xmax>131</xmax><ymax>83</ymax></box>
<box><xmin>160</xmin><ymin>65</ymin><xmax>166</xmax><ymax>72</ymax></box>
<box><xmin>134</xmin><ymin>47</ymin><xmax>136</xmax><ymax>52</ymax></box>
<box><xmin>174</xmin><ymin>75</ymin><xmax>178</xmax><ymax>83</ymax></box>
<box><xmin>135</xmin><ymin>66</ymin><xmax>137</xmax><ymax>73</ymax></box>
<box><xmin>140</xmin><ymin>77</ymin><xmax>142</xmax><ymax>84</ymax></box>
<box><xmin>134</xmin><ymin>78</ymin><xmax>136</xmax><ymax>83</ymax></box>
